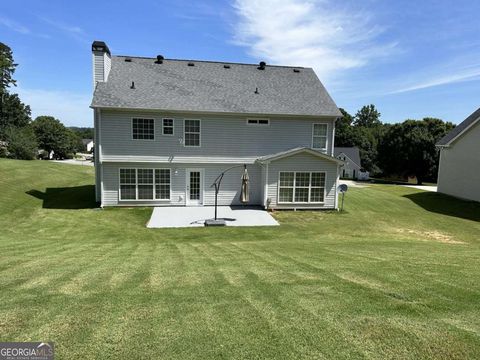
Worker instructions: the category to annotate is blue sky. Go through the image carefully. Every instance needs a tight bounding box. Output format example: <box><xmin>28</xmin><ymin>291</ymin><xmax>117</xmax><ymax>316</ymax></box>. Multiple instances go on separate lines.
<box><xmin>1</xmin><ymin>0</ymin><xmax>479</xmax><ymax>126</ymax></box>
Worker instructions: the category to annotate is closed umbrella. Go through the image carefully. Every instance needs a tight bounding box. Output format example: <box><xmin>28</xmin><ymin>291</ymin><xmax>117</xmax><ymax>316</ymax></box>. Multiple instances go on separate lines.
<box><xmin>240</xmin><ymin>165</ymin><xmax>249</xmax><ymax>203</ymax></box>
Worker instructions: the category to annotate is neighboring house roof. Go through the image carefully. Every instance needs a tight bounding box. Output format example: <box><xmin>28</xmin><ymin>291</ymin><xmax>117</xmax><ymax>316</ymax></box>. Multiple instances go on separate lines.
<box><xmin>91</xmin><ymin>56</ymin><xmax>342</xmax><ymax>117</ymax></box>
<box><xmin>334</xmin><ymin>147</ymin><xmax>361</xmax><ymax>167</ymax></box>
<box><xmin>82</xmin><ymin>139</ymin><xmax>93</xmax><ymax>145</ymax></box>
<box><xmin>256</xmin><ymin>147</ymin><xmax>344</xmax><ymax>164</ymax></box>
<box><xmin>436</xmin><ymin>107</ymin><xmax>480</xmax><ymax>146</ymax></box>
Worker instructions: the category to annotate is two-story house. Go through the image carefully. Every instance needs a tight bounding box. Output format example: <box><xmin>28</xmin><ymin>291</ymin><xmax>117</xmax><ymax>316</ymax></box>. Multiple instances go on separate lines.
<box><xmin>91</xmin><ymin>41</ymin><xmax>344</xmax><ymax>210</ymax></box>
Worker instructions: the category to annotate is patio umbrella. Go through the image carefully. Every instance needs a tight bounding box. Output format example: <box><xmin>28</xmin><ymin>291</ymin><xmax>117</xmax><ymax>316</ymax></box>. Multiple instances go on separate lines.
<box><xmin>240</xmin><ymin>165</ymin><xmax>249</xmax><ymax>203</ymax></box>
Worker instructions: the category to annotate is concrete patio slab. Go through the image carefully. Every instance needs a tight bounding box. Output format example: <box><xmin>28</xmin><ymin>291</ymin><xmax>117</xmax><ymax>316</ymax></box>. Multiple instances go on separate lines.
<box><xmin>147</xmin><ymin>206</ymin><xmax>279</xmax><ymax>228</ymax></box>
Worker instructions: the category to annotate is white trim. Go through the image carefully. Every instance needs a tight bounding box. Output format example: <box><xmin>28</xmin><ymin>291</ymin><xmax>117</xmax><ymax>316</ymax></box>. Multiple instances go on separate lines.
<box><xmin>131</xmin><ymin>117</ymin><xmax>155</xmax><ymax>141</ymax></box>
<box><xmin>311</xmin><ymin>123</ymin><xmax>328</xmax><ymax>153</ymax></box>
<box><xmin>162</xmin><ymin>118</ymin><xmax>174</xmax><ymax>136</ymax></box>
<box><xmin>257</xmin><ymin>147</ymin><xmax>343</xmax><ymax>165</ymax></box>
<box><xmin>118</xmin><ymin>168</ymin><xmax>171</xmax><ymax>202</ymax></box>
<box><xmin>246</xmin><ymin>118</ymin><xmax>270</xmax><ymax>126</ymax></box>
<box><xmin>277</xmin><ymin>171</ymin><xmax>327</xmax><ymax>204</ymax></box>
<box><xmin>185</xmin><ymin>168</ymin><xmax>204</xmax><ymax>206</ymax></box>
<box><xmin>90</xmin><ymin>105</ymin><xmax>341</xmax><ymax>120</ymax></box>
<box><xmin>443</xmin><ymin>116</ymin><xmax>480</xmax><ymax>146</ymax></box>
<box><xmin>331</xmin><ymin>120</ymin><xmax>336</xmax><ymax>157</ymax></box>
<box><xmin>183</xmin><ymin>119</ymin><xmax>201</xmax><ymax>147</ymax></box>
<box><xmin>263</xmin><ymin>163</ymin><xmax>269</xmax><ymax>208</ymax></box>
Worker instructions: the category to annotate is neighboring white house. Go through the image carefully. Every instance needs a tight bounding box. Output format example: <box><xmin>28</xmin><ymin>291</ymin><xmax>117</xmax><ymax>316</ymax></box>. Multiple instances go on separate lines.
<box><xmin>90</xmin><ymin>41</ymin><xmax>344</xmax><ymax>209</ymax></box>
<box><xmin>436</xmin><ymin>107</ymin><xmax>480</xmax><ymax>202</ymax></box>
<box><xmin>82</xmin><ymin>139</ymin><xmax>94</xmax><ymax>153</ymax></box>
<box><xmin>334</xmin><ymin>147</ymin><xmax>369</xmax><ymax>180</ymax></box>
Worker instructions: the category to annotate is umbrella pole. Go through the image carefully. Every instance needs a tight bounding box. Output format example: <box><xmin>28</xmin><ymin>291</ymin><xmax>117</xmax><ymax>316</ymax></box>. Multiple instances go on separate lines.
<box><xmin>214</xmin><ymin>183</ymin><xmax>218</xmax><ymax>220</ymax></box>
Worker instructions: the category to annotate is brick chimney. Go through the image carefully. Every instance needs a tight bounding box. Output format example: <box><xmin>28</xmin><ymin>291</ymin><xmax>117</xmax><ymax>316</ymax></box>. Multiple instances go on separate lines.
<box><xmin>92</xmin><ymin>41</ymin><xmax>111</xmax><ymax>87</ymax></box>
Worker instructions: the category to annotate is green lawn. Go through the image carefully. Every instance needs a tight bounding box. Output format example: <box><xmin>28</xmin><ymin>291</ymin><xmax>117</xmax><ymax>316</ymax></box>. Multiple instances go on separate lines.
<box><xmin>1</xmin><ymin>159</ymin><xmax>480</xmax><ymax>359</ymax></box>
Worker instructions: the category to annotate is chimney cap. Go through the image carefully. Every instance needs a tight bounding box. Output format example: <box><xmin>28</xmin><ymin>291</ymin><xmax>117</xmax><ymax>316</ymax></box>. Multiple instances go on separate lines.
<box><xmin>92</xmin><ymin>41</ymin><xmax>111</xmax><ymax>55</ymax></box>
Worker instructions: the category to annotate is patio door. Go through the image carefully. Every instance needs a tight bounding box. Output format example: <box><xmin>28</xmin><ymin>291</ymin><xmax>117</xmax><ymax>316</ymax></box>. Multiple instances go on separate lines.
<box><xmin>186</xmin><ymin>169</ymin><xmax>203</xmax><ymax>206</ymax></box>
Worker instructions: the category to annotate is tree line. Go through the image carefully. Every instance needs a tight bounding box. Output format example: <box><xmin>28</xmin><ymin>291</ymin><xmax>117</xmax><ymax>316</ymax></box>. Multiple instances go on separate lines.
<box><xmin>0</xmin><ymin>42</ymin><xmax>90</xmax><ymax>160</ymax></box>
<box><xmin>336</xmin><ymin>105</ymin><xmax>454</xmax><ymax>184</ymax></box>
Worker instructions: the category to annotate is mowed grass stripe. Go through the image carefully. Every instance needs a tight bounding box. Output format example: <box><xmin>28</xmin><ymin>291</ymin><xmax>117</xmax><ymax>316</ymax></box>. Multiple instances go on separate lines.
<box><xmin>1</xmin><ymin>159</ymin><xmax>480</xmax><ymax>359</ymax></box>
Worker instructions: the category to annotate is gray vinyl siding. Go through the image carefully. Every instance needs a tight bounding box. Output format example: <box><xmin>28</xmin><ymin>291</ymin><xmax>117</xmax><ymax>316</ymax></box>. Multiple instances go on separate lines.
<box><xmin>266</xmin><ymin>152</ymin><xmax>338</xmax><ymax>209</ymax></box>
<box><xmin>437</xmin><ymin>121</ymin><xmax>480</xmax><ymax>202</ymax></box>
<box><xmin>99</xmin><ymin>110</ymin><xmax>336</xmax><ymax>160</ymax></box>
<box><xmin>102</xmin><ymin>163</ymin><xmax>262</xmax><ymax>206</ymax></box>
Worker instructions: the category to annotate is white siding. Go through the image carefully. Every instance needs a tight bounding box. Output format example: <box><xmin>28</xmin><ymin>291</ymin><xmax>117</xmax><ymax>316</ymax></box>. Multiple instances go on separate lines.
<box><xmin>99</xmin><ymin>110</ymin><xmax>336</xmax><ymax>159</ymax></box>
<box><xmin>102</xmin><ymin>163</ymin><xmax>262</xmax><ymax>207</ymax></box>
<box><xmin>266</xmin><ymin>152</ymin><xmax>338</xmax><ymax>209</ymax></box>
<box><xmin>437</xmin><ymin>121</ymin><xmax>480</xmax><ymax>202</ymax></box>
<box><xmin>92</xmin><ymin>51</ymin><xmax>111</xmax><ymax>85</ymax></box>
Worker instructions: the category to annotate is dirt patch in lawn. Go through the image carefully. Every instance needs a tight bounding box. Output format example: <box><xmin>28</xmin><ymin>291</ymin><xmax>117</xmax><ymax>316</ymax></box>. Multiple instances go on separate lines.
<box><xmin>395</xmin><ymin>228</ymin><xmax>465</xmax><ymax>244</ymax></box>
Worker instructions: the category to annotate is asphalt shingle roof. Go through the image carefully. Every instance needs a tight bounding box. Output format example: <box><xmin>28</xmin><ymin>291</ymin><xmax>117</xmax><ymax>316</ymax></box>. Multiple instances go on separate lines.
<box><xmin>334</xmin><ymin>147</ymin><xmax>361</xmax><ymax>167</ymax></box>
<box><xmin>436</xmin><ymin>107</ymin><xmax>480</xmax><ymax>146</ymax></box>
<box><xmin>91</xmin><ymin>56</ymin><xmax>342</xmax><ymax>117</ymax></box>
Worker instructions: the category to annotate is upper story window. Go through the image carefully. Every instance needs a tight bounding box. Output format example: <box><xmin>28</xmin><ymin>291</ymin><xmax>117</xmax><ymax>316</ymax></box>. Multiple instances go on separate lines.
<box><xmin>247</xmin><ymin>118</ymin><xmax>269</xmax><ymax>126</ymax></box>
<box><xmin>163</xmin><ymin>118</ymin><xmax>174</xmax><ymax>135</ymax></box>
<box><xmin>184</xmin><ymin>119</ymin><xmax>200</xmax><ymax>147</ymax></box>
<box><xmin>312</xmin><ymin>123</ymin><xmax>328</xmax><ymax>151</ymax></box>
<box><xmin>132</xmin><ymin>118</ymin><xmax>154</xmax><ymax>140</ymax></box>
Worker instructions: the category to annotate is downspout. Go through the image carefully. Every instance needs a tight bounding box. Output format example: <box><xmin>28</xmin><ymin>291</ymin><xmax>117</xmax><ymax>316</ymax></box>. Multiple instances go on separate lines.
<box><xmin>261</xmin><ymin>162</ymin><xmax>269</xmax><ymax>209</ymax></box>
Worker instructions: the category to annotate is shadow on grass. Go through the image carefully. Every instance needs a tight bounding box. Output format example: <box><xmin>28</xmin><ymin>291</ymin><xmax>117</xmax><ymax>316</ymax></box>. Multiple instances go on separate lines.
<box><xmin>403</xmin><ymin>191</ymin><xmax>480</xmax><ymax>222</ymax></box>
<box><xmin>26</xmin><ymin>185</ymin><xmax>97</xmax><ymax>209</ymax></box>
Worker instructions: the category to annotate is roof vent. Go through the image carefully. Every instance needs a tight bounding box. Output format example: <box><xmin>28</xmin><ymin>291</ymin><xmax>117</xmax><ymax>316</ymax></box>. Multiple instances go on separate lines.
<box><xmin>254</xmin><ymin>87</ymin><xmax>259</xmax><ymax>94</ymax></box>
<box><xmin>258</xmin><ymin>61</ymin><xmax>266</xmax><ymax>70</ymax></box>
<box><xmin>224</xmin><ymin>64</ymin><xmax>231</xmax><ymax>69</ymax></box>
<box><xmin>124</xmin><ymin>58</ymin><xmax>132</xmax><ymax>62</ymax></box>
<box><xmin>130</xmin><ymin>81</ymin><xmax>135</xmax><ymax>89</ymax></box>
<box><xmin>155</xmin><ymin>55</ymin><xmax>164</xmax><ymax>64</ymax></box>
<box><xmin>293</xmin><ymin>68</ymin><xmax>300</xmax><ymax>73</ymax></box>
<box><xmin>188</xmin><ymin>62</ymin><xmax>195</xmax><ymax>67</ymax></box>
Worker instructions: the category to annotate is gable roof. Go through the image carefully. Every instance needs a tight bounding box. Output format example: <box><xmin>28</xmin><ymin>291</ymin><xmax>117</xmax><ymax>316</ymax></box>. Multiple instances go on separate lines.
<box><xmin>437</xmin><ymin>107</ymin><xmax>480</xmax><ymax>146</ymax></box>
<box><xmin>82</xmin><ymin>138</ymin><xmax>93</xmax><ymax>145</ymax></box>
<box><xmin>334</xmin><ymin>147</ymin><xmax>361</xmax><ymax>167</ymax></box>
<box><xmin>91</xmin><ymin>56</ymin><xmax>342</xmax><ymax>117</ymax></box>
<box><xmin>256</xmin><ymin>147</ymin><xmax>344</xmax><ymax>164</ymax></box>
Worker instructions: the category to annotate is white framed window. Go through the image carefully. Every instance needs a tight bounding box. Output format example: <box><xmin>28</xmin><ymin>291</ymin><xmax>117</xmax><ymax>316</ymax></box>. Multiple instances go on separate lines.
<box><xmin>163</xmin><ymin>118</ymin><xmax>174</xmax><ymax>136</ymax></box>
<box><xmin>119</xmin><ymin>169</ymin><xmax>137</xmax><ymax>200</ymax></box>
<box><xmin>119</xmin><ymin>168</ymin><xmax>171</xmax><ymax>201</ymax></box>
<box><xmin>312</xmin><ymin>123</ymin><xmax>328</xmax><ymax>151</ymax></box>
<box><xmin>155</xmin><ymin>169</ymin><xmax>171</xmax><ymax>200</ymax></box>
<box><xmin>278</xmin><ymin>171</ymin><xmax>326</xmax><ymax>203</ymax></box>
<box><xmin>247</xmin><ymin>118</ymin><xmax>270</xmax><ymax>126</ymax></box>
<box><xmin>184</xmin><ymin>119</ymin><xmax>200</xmax><ymax>147</ymax></box>
<box><xmin>132</xmin><ymin>118</ymin><xmax>154</xmax><ymax>140</ymax></box>
<box><xmin>137</xmin><ymin>169</ymin><xmax>154</xmax><ymax>200</ymax></box>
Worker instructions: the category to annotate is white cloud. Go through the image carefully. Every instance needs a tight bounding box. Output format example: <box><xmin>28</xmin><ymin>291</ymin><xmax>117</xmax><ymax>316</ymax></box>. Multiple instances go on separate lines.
<box><xmin>39</xmin><ymin>17</ymin><xmax>89</xmax><ymax>44</ymax></box>
<box><xmin>0</xmin><ymin>16</ymin><xmax>30</xmax><ymax>34</ymax></box>
<box><xmin>389</xmin><ymin>65</ymin><xmax>480</xmax><ymax>94</ymax></box>
<box><xmin>17</xmin><ymin>88</ymin><xmax>92</xmax><ymax>127</ymax></box>
<box><xmin>232</xmin><ymin>0</ymin><xmax>396</xmax><ymax>82</ymax></box>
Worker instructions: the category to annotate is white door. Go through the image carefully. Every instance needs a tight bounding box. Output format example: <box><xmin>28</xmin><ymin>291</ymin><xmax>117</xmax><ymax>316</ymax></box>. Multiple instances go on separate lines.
<box><xmin>186</xmin><ymin>169</ymin><xmax>203</xmax><ymax>206</ymax></box>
